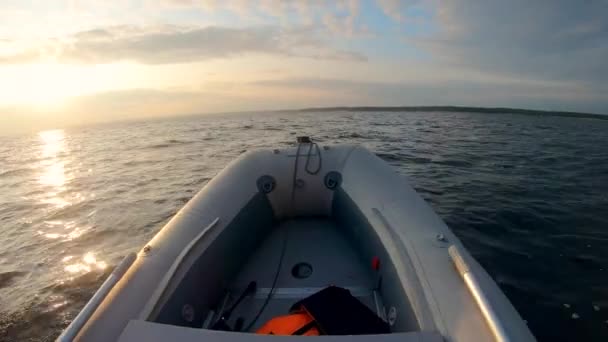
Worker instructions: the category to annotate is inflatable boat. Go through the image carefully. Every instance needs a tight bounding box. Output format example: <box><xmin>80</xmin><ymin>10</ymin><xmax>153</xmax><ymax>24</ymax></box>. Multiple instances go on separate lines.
<box><xmin>58</xmin><ymin>138</ymin><xmax>536</xmax><ymax>342</ymax></box>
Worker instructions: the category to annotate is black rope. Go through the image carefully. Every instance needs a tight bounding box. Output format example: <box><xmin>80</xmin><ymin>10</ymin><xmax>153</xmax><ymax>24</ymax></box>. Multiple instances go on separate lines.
<box><xmin>244</xmin><ymin>228</ymin><xmax>288</xmax><ymax>332</ymax></box>
<box><xmin>304</xmin><ymin>142</ymin><xmax>322</xmax><ymax>175</ymax></box>
<box><xmin>245</xmin><ymin>139</ymin><xmax>319</xmax><ymax>331</ymax></box>
<box><xmin>291</xmin><ymin>142</ymin><xmax>303</xmax><ymax>213</ymax></box>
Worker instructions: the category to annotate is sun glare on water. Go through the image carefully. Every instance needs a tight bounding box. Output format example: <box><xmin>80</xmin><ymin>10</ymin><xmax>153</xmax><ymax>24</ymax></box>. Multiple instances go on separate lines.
<box><xmin>38</xmin><ymin>129</ymin><xmax>69</xmax><ymax>188</ymax></box>
<box><xmin>64</xmin><ymin>252</ymin><xmax>107</xmax><ymax>274</ymax></box>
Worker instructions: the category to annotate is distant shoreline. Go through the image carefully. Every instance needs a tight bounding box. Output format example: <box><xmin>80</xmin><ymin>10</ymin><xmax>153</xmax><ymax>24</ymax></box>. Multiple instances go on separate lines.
<box><xmin>2</xmin><ymin>105</ymin><xmax>606</xmax><ymax>137</ymax></box>
<box><xmin>285</xmin><ymin>106</ymin><xmax>608</xmax><ymax>120</ymax></box>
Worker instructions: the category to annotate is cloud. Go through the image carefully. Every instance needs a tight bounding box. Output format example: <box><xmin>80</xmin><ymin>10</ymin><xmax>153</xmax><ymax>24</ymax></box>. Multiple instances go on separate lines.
<box><xmin>375</xmin><ymin>0</ymin><xmax>420</xmax><ymax>22</ymax></box>
<box><xmin>162</xmin><ymin>0</ymin><xmax>369</xmax><ymax>37</ymax></box>
<box><xmin>321</xmin><ymin>0</ymin><xmax>373</xmax><ymax>37</ymax></box>
<box><xmin>417</xmin><ymin>0</ymin><xmax>608</xmax><ymax>86</ymax></box>
<box><xmin>0</xmin><ymin>24</ymin><xmax>366</xmax><ymax>65</ymax></box>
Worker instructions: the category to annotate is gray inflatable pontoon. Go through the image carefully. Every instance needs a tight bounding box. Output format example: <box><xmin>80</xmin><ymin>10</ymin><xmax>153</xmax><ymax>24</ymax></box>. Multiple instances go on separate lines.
<box><xmin>58</xmin><ymin>140</ymin><xmax>536</xmax><ymax>342</ymax></box>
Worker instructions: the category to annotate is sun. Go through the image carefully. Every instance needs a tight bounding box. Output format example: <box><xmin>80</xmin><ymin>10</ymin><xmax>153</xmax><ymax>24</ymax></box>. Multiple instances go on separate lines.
<box><xmin>0</xmin><ymin>62</ymin><xmax>122</xmax><ymax>109</ymax></box>
<box><xmin>0</xmin><ymin>64</ymin><xmax>74</xmax><ymax>108</ymax></box>
<box><xmin>5</xmin><ymin>63</ymin><xmax>84</xmax><ymax>107</ymax></box>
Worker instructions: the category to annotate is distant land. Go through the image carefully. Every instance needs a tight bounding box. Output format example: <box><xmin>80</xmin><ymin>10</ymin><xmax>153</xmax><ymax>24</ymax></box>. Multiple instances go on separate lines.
<box><xmin>288</xmin><ymin>106</ymin><xmax>608</xmax><ymax>120</ymax></box>
<box><xmin>4</xmin><ymin>105</ymin><xmax>606</xmax><ymax>137</ymax></box>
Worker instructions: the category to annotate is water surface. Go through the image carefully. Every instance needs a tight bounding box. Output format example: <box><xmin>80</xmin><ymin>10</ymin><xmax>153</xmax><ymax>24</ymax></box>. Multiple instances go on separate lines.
<box><xmin>0</xmin><ymin>111</ymin><xmax>607</xmax><ymax>341</ymax></box>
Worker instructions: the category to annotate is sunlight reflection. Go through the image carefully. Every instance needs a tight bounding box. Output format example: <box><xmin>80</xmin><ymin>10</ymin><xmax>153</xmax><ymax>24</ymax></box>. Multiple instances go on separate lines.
<box><xmin>51</xmin><ymin>300</ymin><xmax>69</xmax><ymax>309</ymax></box>
<box><xmin>38</xmin><ymin>221</ymin><xmax>90</xmax><ymax>241</ymax></box>
<box><xmin>39</xmin><ymin>162</ymin><xmax>67</xmax><ymax>187</ymax></box>
<box><xmin>40</xmin><ymin>232</ymin><xmax>62</xmax><ymax>239</ymax></box>
<box><xmin>40</xmin><ymin>196</ymin><xmax>71</xmax><ymax>208</ymax></box>
<box><xmin>37</xmin><ymin>129</ymin><xmax>73</xmax><ymax>212</ymax></box>
<box><xmin>41</xmin><ymin>295</ymin><xmax>70</xmax><ymax>314</ymax></box>
<box><xmin>62</xmin><ymin>255</ymin><xmax>74</xmax><ymax>262</ymax></box>
<box><xmin>39</xmin><ymin>130</ymin><xmax>65</xmax><ymax>155</ymax></box>
<box><xmin>64</xmin><ymin>252</ymin><xmax>107</xmax><ymax>274</ymax></box>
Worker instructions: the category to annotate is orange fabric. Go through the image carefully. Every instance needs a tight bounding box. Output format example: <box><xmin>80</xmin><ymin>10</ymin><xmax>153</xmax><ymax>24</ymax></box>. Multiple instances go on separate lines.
<box><xmin>256</xmin><ymin>312</ymin><xmax>320</xmax><ymax>336</ymax></box>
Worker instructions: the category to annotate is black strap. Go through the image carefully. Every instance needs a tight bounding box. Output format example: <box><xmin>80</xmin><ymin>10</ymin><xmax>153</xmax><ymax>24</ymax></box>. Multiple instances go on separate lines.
<box><xmin>292</xmin><ymin>321</ymin><xmax>317</xmax><ymax>335</ymax></box>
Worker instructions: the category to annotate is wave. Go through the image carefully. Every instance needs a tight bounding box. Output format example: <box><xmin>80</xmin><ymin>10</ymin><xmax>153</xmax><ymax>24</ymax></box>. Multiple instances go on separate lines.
<box><xmin>0</xmin><ymin>271</ymin><xmax>27</xmax><ymax>289</ymax></box>
<box><xmin>433</xmin><ymin>159</ymin><xmax>474</xmax><ymax>168</ymax></box>
<box><xmin>336</xmin><ymin>132</ymin><xmax>371</xmax><ymax>139</ymax></box>
<box><xmin>375</xmin><ymin>152</ymin><xmax>401</xmax><ymax>161</ymax></box>
<box><xmin>369</xmin><ymin>121</ymin><xmax>401</xmax><ymax>127</ymax></box>
<box><xmin>143</xmin><ymin>139</ymin><xmax>195</xmax><ymax>150</ymax></box>
<box><xmin>0</xmin><ymin>168</ymin><xmax>32</xmax><ymax>178</ymax></box>
<box><xmin>123</xmin><ymin>159</ymin><xmax>163</xmax><ymax>167</ymax></box>
<box><xmin>376</xmin><ymin>152</ymin><xmax>432</xmax><ymax>164</ymax></box>
<box><xmin>0</xmin><ymin>266</ymin><xmax>113</xmax><ymax>341</ymax></box>
<box><xmin>43</xmin><ymin>202</ymin><xmax>95</xmax><ymax>222</ymax></box>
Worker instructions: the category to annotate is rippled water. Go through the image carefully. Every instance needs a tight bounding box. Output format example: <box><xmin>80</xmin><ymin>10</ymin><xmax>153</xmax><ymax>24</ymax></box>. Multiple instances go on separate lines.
<box><xmin>0</xmin><ymin>111</ymin><xmax>607</xmax><ymax>341</ymax></box>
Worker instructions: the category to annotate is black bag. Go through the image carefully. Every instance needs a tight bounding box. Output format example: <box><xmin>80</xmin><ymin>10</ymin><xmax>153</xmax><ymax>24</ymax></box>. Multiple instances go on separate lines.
<box><xmin>290</xmin><ymin>286</ymin><xmax>390</xmax><ymax>335</ymax></box>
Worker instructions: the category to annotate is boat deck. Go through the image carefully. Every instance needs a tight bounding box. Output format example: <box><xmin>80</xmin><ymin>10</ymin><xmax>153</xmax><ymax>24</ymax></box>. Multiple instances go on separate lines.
<box><xmin>224</xmin><ymin>218</ymin><xmax>384</xmax><ymax>332</ymax></box>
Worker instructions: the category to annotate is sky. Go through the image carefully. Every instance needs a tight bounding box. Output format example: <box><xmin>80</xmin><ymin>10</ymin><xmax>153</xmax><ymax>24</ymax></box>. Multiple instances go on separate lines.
<box><xmin>1</xmin><ymin>0</ymin><xmax>607</xmax><ymax>132</ymax></box>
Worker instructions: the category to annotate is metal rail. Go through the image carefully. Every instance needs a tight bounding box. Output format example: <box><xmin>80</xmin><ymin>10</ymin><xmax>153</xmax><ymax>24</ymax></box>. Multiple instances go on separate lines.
<box><xmin>448</xmin><ymin>245</ymin><xmax>511</xmax><ymax>342</ymax></box>
<box><xmin>56</xmin><ymin>252</ymin><xmax>137</xmax><ymax>342</ymax></box>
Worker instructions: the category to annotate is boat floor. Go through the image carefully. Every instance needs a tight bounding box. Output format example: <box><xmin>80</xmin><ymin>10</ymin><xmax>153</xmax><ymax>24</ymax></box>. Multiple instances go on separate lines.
<box><xmin>223</xmin><ymin>218</ymin><xmax>385</xmax><ymax>332</ymax></box>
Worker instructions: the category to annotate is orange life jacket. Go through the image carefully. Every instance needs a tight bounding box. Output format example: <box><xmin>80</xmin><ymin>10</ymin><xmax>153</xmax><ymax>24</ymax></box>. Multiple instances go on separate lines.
<box><xmin>256</xmin><ymin>286</ymin><xmax>389</xmax><ymax>336</ymax></box>
<box><xmin>256</xmin><ymin>311</ymin><xmax>320</xmax><ymax>336</ymax></box>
